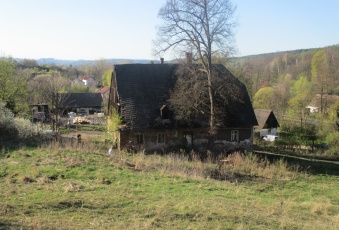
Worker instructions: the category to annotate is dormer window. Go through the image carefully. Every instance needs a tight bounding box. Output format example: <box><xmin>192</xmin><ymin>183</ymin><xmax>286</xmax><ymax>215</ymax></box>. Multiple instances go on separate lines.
<box><xmin>160</xmin><ymin>105</ymin><xmax>169</xmax><ymax>119</ymax></box>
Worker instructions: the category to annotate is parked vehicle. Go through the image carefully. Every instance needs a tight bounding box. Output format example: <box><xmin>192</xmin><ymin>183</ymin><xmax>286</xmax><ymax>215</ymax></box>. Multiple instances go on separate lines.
<box><xmin>263</xmin><ymin>134</ymin><xmax>279</xmax><ymax>142</ymax></box>
<box><xmin>31</xmin><ymin>104</ymin><xmax>51</xmax><ymax>122</ymax></box>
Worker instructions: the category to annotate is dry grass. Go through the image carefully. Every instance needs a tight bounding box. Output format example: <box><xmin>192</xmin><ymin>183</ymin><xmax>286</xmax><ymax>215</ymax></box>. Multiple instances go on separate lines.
<box><xmin>1</xmin><ymin>142</ymin><xmax>338</xmax><ymax>230</ymax></box>
<box><xmin>129</xmin><ymin>151</ymin><xmax>300</xmax><ymax>182</ymax></box>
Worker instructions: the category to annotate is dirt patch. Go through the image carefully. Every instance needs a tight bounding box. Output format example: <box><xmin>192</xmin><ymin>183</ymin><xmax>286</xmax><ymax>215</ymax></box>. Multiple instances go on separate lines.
<box><xmin>61</xmin><ymin>131</ymin><xmax>104</xmax><ymax>140</ymax></box>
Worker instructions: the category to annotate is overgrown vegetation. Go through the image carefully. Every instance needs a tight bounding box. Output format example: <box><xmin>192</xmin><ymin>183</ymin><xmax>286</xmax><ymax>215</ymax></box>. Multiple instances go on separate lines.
<box><xmin>228</xmin><ymin>45</ymin><xmax>339</xmax><ymax>154</ymax></box>
<box><xmin>1</xmin><ymin>139</ymin><xmax>338</xmax><ymax>229</ymax></box>
<box><xmin>106</xmin><ymin>109</ymin><xmax>122</xmax><ymax>147</ymax></box>
<box><xmin>0</xmin><ymin>101</ymin><xmax>41</xmax><ymax>142</ymax></box>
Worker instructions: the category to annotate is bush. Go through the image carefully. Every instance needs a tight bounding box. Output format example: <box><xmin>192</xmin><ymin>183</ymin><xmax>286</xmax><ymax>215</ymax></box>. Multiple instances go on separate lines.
<box><xmin>324</xmin><ymin>132</ymin><xmax>339</xmax><ymax>155</ymax></box>
<box><xmin>0</xmin><ymin>101</ymin><xmax>39</xmax><ymax>141</ymax></box>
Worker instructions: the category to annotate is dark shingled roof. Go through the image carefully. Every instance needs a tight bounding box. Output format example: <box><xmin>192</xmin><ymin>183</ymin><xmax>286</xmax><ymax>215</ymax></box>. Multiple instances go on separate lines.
<box><xmin>64</xmin><ymin>93</ymin><xmax>103</xmax><ymax>108</ymax></box>
<box><xmin>254</xmin><ymin>109</ymin><xmax>279</xmax><ymax>129</ymax></box>
<box><xmin>113</xmin><ymin>64</ymin><xmax>258</xmax><ymax>130</ymax></box>
<box><xmin>114</xmin><ymin>64</ymin><xmax>177</xmax><ymax>130</ymax></box>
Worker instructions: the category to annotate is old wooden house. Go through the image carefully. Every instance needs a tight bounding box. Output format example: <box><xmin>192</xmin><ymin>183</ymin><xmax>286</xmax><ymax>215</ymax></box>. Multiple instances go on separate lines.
<box><xmin>108</xmin><ymin>63</ymin><xmax>258</xmax><ymax>154</ymax></box>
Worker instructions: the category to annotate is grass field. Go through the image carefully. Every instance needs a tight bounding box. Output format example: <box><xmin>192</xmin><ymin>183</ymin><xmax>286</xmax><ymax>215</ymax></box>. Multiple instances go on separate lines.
<box><xmin>0</xmin><ymin>141</ymin><xmax>338</xmax><ymax>229</ymax></box>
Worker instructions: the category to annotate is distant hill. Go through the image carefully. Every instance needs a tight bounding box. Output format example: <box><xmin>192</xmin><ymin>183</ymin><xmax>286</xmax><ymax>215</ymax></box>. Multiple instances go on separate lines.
<box><xmin>14</xmin><ymin>58</ymin><xmax>160</xmax><ymax>66</ymax></box>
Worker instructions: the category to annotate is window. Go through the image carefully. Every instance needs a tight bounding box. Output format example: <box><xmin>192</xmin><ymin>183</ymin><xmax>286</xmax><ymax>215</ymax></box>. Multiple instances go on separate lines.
<box><xmin>231</xmin><ymin>130</ymin><xmax>239</xmax><ymax>142</ymax></box>
<box><xmin>183</xmin><ymin>132</ymin><xmax>193</xmax><ymax>146</ymax></box>
<box><xmin>160</xmin><ymin>105</ymin><xmax>169</xmax><ymax>119</ymax></box>
<box><xmin>136</xmin><ymin>134</ymin><xmax>144</xmax><ymax>144</ymax></box>
<box><xmin>157</xmin><ymin>133</ymin><xmax>165</xmax><ymax>144</ymax></box>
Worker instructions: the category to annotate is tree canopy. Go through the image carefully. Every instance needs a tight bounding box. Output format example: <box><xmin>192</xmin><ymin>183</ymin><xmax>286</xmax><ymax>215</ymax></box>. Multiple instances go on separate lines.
<box><xmin>155</xmin><ymin>0</ymin><xmax>237</xmax><ymax>133</ymax></box>
<box><xmin>0</xmin><ymin>58</ymin><xmax>29</xmax><ymax>115</ymax></box>
<box><xmin>253</xmin><ymin>87</ymin><xmax>274</xmax><ymax>110</ymax></box>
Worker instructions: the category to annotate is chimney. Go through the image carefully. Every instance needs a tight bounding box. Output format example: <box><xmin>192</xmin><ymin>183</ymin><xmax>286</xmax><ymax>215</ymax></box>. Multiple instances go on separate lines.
<box><xmin>160</xmin><ymin>57</ymin><xmax>164</xmax><ymax>64</ymax></box>
<box><xmin>185</xmin><ymin>52</ymin><xmax>192</xmax><ymax>65</ymax></box>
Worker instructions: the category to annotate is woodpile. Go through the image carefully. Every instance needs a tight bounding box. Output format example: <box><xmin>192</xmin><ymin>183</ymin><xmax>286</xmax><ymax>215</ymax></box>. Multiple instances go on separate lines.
<box><xmin>73</xmin><ymin>117</ymin><xmax>91</xmax><ymax>124</ymax></box>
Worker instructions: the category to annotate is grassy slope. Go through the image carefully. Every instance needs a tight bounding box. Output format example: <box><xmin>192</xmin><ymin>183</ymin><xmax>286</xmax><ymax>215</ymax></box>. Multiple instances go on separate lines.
<box><xmin>0</xmin><ymin>145</ymin><xmax>338</xmax><ymax>230</ymax></box>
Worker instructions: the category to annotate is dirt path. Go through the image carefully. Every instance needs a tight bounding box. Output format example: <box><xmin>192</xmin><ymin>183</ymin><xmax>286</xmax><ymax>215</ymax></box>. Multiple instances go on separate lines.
<box><xmin>254</xmin><ymin>150</ymin><xmax>339</xmax><ymax>175</ymax></box>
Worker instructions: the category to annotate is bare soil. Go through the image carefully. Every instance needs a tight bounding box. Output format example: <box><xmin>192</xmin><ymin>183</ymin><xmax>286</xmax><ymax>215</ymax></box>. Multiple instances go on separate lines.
<box><xmin>61</xmin><ymin>131</ymin><xmax>104</xmax><ymax>140</ymax></box>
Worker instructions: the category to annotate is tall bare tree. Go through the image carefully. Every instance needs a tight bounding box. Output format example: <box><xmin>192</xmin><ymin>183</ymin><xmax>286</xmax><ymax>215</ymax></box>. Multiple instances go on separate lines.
<box><xmin>311</xmin><ymin>50</ymin><xmax>329</xmax><ymax>115</ymax></box>
<box><xmin>154</xmin><ymin>0</ymin><xmax>237</xmax><ymax>133</ymax></box>
<box><xmin>169</xmin><ymin>63</ymin><xmax>241</xmax><ymax>128</ymax></box>
<box><xmin>28</xmin><ymin>72</ymin><xmax>70</xmax><ymax>132</ymax></box>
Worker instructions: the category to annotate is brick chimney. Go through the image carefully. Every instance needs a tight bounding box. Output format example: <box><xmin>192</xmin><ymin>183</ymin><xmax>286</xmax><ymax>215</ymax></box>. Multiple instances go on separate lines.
<box><xmin>160</xmin><ymin>57</ymin><xmax>164</xmax><ymax>64</ymax></box>
<box><xmin>185</xmin><ymin>52</ymin><xmax>192</xmax><ymax>65</ymax></box>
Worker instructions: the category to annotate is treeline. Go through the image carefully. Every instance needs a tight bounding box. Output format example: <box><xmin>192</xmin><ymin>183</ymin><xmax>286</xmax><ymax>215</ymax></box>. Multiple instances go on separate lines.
<box><xmin>227</xmin><ymin>45</ymin><xmax>339</xmax><ymax>154</ymax></box>
<box><xmin>0</xmin><ymin>57</ymin><xmax>116</xmax><ymax>116</ymax></box>
<box><xmin>228</xmin><ymin>45</ymin><xmax>339</xmax><ymax>118</ymax></box>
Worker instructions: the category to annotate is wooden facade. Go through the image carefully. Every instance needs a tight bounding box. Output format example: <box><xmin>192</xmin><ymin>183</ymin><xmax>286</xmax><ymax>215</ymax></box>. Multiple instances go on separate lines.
<box><xmin>108</xmin><ymin>64</ymin><xmax>258</xmax><ymax>154</ymax></box>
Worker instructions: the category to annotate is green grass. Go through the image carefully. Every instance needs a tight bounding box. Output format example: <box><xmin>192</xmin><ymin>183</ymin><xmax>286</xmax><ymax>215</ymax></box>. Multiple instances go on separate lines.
<box><xmin>0</xmin><ymin>144</ymin><xmax>338</xmax><ymax>229</ymax></box>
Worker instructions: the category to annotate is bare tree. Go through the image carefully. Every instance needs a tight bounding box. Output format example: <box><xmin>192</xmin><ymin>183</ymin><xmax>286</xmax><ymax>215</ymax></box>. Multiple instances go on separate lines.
<box><xmin>78</xmin><ymin>59</ymin><xmax>113</xmax><ymax>85</ymax></box>
<box><xmin>28</xmin><ymin>72</ymin><xmax>70</xmax><ymax>132</ymax></box>
<box><xmin>169</xmin><ymin>63</ymin><xmax>241</xmax><ymax>127</ymax></box>
<box><xmin>154</xmin><ymin>0</ymin><xmax>237</xmax><ymax>133</ymax></box>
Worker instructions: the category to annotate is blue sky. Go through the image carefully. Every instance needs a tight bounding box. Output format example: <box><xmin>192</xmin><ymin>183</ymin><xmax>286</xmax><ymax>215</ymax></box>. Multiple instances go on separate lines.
<box><xmin>0</xmin><ymin>0</ymin><xmax>338</xmax><ymax>60</ymax></box>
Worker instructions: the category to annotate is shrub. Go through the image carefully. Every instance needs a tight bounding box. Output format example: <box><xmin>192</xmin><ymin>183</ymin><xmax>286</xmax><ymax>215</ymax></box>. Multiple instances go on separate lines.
<box><xmin>0</xmin><ymin>101</ymin><xmax>39</xmax><ymax>141</ymax></box>
<box><xmin>324</xmin><ymin>132</ymin><xmax>339</xmax><ymax>155</ymax></box>
<box><xmin>0</xmin><ymin>101</ymin><xmax>17</xmax><ymax>140</ymax></box>
<box><xmin>106</xmin><ymin>109</ymin><xmax>121</xmax><ymax>147</ymax></box>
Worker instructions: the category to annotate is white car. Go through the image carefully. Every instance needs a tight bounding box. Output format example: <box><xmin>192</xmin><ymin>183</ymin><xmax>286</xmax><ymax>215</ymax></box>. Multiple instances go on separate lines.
<box><xmin>263</xmin><ymin>134</ymin><xmax>279</xmax><ymax>142</ymax></box>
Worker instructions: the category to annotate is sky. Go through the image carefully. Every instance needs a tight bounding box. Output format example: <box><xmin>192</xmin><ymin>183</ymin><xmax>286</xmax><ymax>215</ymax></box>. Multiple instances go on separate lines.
<box><xmin>0</xmin><ymin>0</ymin><xmax>338</xmax><ymax>61</ymax></box>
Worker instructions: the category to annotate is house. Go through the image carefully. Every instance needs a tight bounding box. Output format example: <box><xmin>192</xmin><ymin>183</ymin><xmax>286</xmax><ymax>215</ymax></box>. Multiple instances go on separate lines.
<box><xmin>307</xmin><ymin>94</ymin><xmax>339</xmax><ymax>114</ymax></box>
<box><xmin>306</xmin><ymin>105</ymin><xmax>319</xmax><ymax>113</ymax></box>
<box><xmin>108</xmin><ymin>63</ymin><xmax>258</xmax><ymax>154</ymax></box>
<box><xmin>98</xmin><ymin>86</ymin><xmax>110</xmax><ymax>99</ymax></box>
<box><xmin>254</xmin><ymin>109</ymin><xmax>280</xmax><ymax>138</ymax></box>
<box><xmin>78</xmin><ymin>76</ymin><xmax>96</xmax><ymax>87</ymax></box>
<box><xmin>71</xmin><ymin>78</ymin><xmax>85</xmax><ymax>86</ymax></box>
<box><xmin>98</xmin><ymin>86</ymin><xmax>110</xmax><ymax>114</ymax></box>
<box><xmin>62</xmin><ymin>93</ymin><xmax>103</xmax><ymax>116</ymax></box>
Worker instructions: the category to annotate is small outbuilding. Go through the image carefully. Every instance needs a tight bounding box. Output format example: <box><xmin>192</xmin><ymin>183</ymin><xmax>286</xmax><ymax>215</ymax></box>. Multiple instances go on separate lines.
<box><xmin>62</xmin><ymin>93</ymin><xmax>103</xmax><ymax>116</ymax></box>
<box><xmin>254</xmin><ymin>109</ymin><xmax>280</xmax><ymax>138</ymax></box>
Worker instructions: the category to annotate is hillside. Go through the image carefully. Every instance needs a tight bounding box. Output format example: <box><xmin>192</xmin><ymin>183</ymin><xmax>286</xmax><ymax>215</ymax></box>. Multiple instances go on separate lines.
<box><xmin>14</xmin><ymin>58</ymin><xmax>159</xmax><ymax>66</ymax></box>
<box><xmin>1</xmin><ymin>144</ymin><xmax>338</xmax><ymax>229</ymax></box>
<box><xmin>227</xmin><ymin>44</ymin><xmax>339</xmax><ymax>119</ymax></box>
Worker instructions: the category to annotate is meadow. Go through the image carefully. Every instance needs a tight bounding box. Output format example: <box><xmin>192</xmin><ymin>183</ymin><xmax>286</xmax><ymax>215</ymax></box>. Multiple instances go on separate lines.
<box><xmin>0</xmin><ymin>139</ymin><xmax>338</xmax><ymax>230</ymax></box>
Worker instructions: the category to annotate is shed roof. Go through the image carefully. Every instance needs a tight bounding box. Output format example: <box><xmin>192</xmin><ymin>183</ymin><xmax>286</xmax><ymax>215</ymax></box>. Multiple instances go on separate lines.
<box><xmin>254</xmin><ymin>109</ymin><xmax>279</xmax><ymax>129</ymax></box>
<box><xmin>64</xmin><ymin>93</ymin><xmax>103</xmax><ymax>108</ymax></box>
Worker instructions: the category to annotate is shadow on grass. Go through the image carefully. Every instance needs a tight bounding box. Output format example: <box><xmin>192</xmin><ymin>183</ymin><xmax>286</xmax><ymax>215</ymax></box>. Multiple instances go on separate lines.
<box><xmin>207</xmin><ymin>168</ymin><xmax>262</xmax><ymax>183</ymax></box>
<box><xmin>0</xmin><ymin>139</ymin><xmax>41</xmax><ymax>154</ymax></box>
<box><xmin>254</xmin><ymin>151</ymin><xmax>339</xmax><ymax>176</ymax></box>
<box><xmin>0</xmin><ymin>221</ymin><xmax>21</xmax><ymax>230</ymax></box>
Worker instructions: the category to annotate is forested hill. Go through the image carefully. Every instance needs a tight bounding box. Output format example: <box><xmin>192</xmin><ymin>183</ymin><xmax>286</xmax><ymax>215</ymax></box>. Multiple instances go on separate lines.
<box><xmin>227</xmin><ymin>44</ymin><xmax>339</xmax><ymax>118</ymax></box>
<box><xmin>14</xmin><ymin>58</ymin><xmax>157</xmax><ymax>66</ymax></box>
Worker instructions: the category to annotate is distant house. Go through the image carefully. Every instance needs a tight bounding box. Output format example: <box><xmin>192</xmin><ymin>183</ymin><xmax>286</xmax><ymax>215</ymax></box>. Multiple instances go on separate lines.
<box><xmin>71</xmin><ymin>78</ymin><xmax>85</xmax><ymax>85</ymax></box>
<box><xmin>98</xmin><ymin>86</ymin><xmax>110</xmax><ymax>98</ymax></box>
<box><xmin>78</xmin><ymin>76</ymin><xmax>96</xmax><ymax>87</ymax></box>
<box><xmin>108</xmin><ymin>63</ymin><xmax>258</xmax><ymax>154</ymax></box>
<box><xmin>307</xmin><ymin>94</ymin><xmax>339</xmax><ymax>114</ymax></box>
<box><xmin>61</xmin><ymin>93</ymin><xmax>103</xmax><ymax>116</ymax></box>
<box><xmin>306</xmin><ymin>105</ymin><xmax>319</xmax><ymax>114</ymax></box>
<box><xmin>98</xmin><ymin>86</ymin><xmax>110</xmax><ymax>114</ymax></box>
<box><xmin>254</xmin><ymin>109</ymin><xmax>280</xmax><ymax>138</ymax></box>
